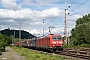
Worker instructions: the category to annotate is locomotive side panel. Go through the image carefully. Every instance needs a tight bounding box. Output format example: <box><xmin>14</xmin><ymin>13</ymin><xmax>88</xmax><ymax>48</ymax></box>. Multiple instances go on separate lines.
<box><xmin>36</xmin><ymin>37</ymin><xmax>50</xmax><ymax>48</ymax></box>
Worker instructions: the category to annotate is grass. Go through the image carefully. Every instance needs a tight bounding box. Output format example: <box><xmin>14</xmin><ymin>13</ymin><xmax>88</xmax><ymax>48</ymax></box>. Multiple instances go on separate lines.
<box><xmin>64</xmin><ymin>44</ymin><xmax>90</xmax><ymax>49</ymax></box>
<box><xmin>10</xmin><ymin>46</ymin><xmax>77</xmax><ymax>60</ymax></box>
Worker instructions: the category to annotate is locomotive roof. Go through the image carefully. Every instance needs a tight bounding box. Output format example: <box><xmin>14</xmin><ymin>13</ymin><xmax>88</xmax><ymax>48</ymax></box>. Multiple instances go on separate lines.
<box><xmin>37</xmin><ymin>34</ymin><xmax>61</xmax><ymax>38</ymax></box>
<box><xmin>48</xmin><ymin>34</ymin><xmax>61</xmax><ymax>35</ymax></box>
<box><xmin>37</xmin><ymin>36</ymin><xmax>47</xmax><ymax>39</ymax></box>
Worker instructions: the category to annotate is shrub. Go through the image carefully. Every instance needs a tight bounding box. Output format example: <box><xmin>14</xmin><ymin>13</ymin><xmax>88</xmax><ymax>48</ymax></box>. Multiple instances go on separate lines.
<box><xmin>0</xmin><ymin>45</ymin><xmax>5</xmax><ymax>52</ymax></box>
<box><xmin>63</xmin><ymin>45</ymin><xmax>70</xmax><ymax>48</ymax></box>
<box><xmin>80</xmin><ymin>44</ymin><xmax>90</xmax><ymax>47</ymax></box>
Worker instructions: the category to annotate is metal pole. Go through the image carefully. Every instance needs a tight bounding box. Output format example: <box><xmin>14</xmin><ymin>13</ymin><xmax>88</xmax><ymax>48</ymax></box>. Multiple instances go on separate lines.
<box><xmin>43</xmin><ymin>20</ymin><xmax>44</xmax><ymax>36</ymax></box>
<box><xmin>19</xmin><ymin>20</ymin><xmax>21</xmax><ymax>46</ymax></box>
<box><xmin>68</xmin><ymin>29</ymin><xmax>70</xmax><ymax>45</ymax></box>
<box><xmin>14</xmin><ymin>31</ymin><xmax>15</xmax><ymax>45</ymax></box>
<box><xmin>64</xmin><ymin>6</ymin><xmax>70</xmax><ymax>45</ymax></box>
<box><xmin>64</xmin><ymin>9</ymin><xmax>68</xmax><ymax>45</ymax></box>
<box><xmin>12</xmin><ymin>35</ymin><xmax>13</xmax><ymax>45</ymax></box>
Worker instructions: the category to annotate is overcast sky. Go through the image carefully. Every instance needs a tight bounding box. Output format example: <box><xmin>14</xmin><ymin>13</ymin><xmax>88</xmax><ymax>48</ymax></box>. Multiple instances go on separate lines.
<box><xmin>0</xmin><ymin>0</ymin><xmax>90</xmax><ymax>37</ymax></box>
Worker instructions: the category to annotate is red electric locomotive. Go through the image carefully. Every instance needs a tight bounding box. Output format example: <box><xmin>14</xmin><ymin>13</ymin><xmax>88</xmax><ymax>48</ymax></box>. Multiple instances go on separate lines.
<box><xmin>36</xmin><ymin>34</ymin><xmax>63</xmax><ymax>51</ymax></box>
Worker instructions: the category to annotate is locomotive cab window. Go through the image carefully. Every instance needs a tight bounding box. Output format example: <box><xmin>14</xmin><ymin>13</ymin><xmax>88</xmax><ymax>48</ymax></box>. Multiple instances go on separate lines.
<box><xmin>52</xmin><ymin>36</ymin><xmax>61</xmax><ymax>40</ymax></box>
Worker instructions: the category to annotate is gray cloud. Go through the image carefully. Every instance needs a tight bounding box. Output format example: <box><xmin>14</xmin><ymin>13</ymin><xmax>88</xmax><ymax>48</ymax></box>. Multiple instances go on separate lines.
<box><xmin>0</xmin><ymin>8</ymin><xmax>63</xmax><ymax>30</ymax></box>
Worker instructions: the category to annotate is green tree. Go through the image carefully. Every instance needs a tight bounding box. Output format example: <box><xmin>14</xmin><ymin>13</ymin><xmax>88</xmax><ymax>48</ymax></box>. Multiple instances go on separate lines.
<box><xmin>70</xmin><ymin>14</ymin><xmax>90</xmax><ymax>46</ymax></box>
<box><xmin>0</xmin><ymin>34</ymin><xmax>6</xmax><ymax>53</ymax></box>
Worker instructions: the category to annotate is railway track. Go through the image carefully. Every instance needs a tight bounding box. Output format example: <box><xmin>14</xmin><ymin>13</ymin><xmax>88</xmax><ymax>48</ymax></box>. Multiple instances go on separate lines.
<box><xmin>28</xmin><ymin>47</ymin><xmax>90</xmax><ymax>60</ymax></box>
<box><xmin>55</xmin><ymin>48</ymin><xmax>90</xmax><ymax>60</ymax></box>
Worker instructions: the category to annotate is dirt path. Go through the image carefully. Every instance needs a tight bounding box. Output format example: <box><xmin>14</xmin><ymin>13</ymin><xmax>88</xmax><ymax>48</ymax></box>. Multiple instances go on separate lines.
<box><xmin>0</xmin><ymin>47</ymin><xmax>26</xmax><ymax>60</ymax></box>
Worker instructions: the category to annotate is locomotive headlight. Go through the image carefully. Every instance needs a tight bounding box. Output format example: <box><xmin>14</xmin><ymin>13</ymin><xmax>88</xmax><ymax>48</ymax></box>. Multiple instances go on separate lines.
<box><xmin>59</xmin><ymin>42</ymin><xmax>63</xmax><ymax>44</ymax></box>
<box><xmin>52</xmin><ymin>42</ymin><xmax>56</xmax><ymax>44</ymax></box>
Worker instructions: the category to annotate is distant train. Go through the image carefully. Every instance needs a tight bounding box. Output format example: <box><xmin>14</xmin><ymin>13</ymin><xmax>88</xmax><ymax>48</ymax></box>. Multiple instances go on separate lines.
<box><xmin>15</xmin><ymin>34</ymin><xmax>63</xmax><ymax>52</ymax></box>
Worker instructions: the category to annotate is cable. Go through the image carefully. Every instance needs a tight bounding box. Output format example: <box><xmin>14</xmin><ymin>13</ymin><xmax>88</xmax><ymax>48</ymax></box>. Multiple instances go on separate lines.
<box><xmin>68</xmin><ymin>0</ymin><xmax>90</xmax><ymax>16</ymax></box>
<box><xmin>44</xmin><ymin>0</ymin><xmax>90</xmax><ymax>35</ymax></box>
<box><xmin>67</xmin><ymin>0</ymin><xmax>76</xmax><ymax>11</ymax></box>
<box><xmin>44</xmin><ymin>0</ymin><xmax>63</xmax><ymax>26</ymax></box>
<box><xmin>44</xmin><ymin>0</ymin><xmax>69</xmax><ymax>28</ymax></box>
<box><xmin>36</xmin><ymin>0</ymin><xmax>77</xmax><ymax>35</ymax></box>
<box><xmin>71</xmin><ymin>0</ymin><xmax>89</xmax><ymax>12</ymax></box>
<box><xmin>41</xmin><ymin>0</ymin><xmax>69</xmax><ymax>34</ymax></box>
<box><xmin>53</xmin><ymin>0</ymin><xmax>62</xmax><ymax>7</ymax></box>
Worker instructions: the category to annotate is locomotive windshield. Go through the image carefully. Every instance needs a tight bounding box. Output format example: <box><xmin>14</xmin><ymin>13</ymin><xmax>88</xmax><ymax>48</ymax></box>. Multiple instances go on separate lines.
<box><xmin>52</xmin><ymin>36</ymin><xmax>61</xmax><ymax>40</ymax></box>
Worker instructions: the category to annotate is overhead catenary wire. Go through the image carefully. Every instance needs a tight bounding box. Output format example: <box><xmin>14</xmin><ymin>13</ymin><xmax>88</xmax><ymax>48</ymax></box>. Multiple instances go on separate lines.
<box><xmin>53</xmin><ymin>0</ymin><xmax>62</xmax><ymax>7</ymax></box>
<box><xmin>67</xmin><ymin>0</ymin><xmax>90</xmax><ymax>18</ymax></box>
<box><xmin>48</xmin><ymin>0</ymin><xmax>76</xmax><ymax>27</ymax></box>
<box><xmin>45</xmin><ymin>0</ymin><xmax>89</xmax><ymax>35</ymax></box>
<box><xmin>49</xmin><ymin>0</ymin><xmax>69</xmax><ymax>25</ymax></box>
<box><xmin>69</xmin><ymin>0</ymin><xmax>76</xmax><ymax>7</ymax></box>
<box><xmin>45</xmin><ymin>0</ymin><xmax>63</xmax><ymax>24</ymax></box>
<box><xmin>50</xmin><ymin>0</ymin><xmax>89</xmax><ymax>27</ymax></box>
<box><xmin>43</xmin><ymin>0</ymin><xmax>69</xmax><ymax>31</ymax></box>
<box><xmin>70</xmin><ymin>0</ymin><xmax>89</xmax><ymax>13</ymax></box>
<box><xmin>37</xmin><ymin>0</ymin><xmax>89</xmax><ymax>36</ymax></box>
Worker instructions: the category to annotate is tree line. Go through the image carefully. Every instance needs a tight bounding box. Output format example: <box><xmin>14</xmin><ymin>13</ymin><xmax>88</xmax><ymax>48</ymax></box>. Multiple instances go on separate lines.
<box><xmin>0</xmin><ymin>28</ymin><xmax>35</xmax><ymax>39</ymax></box>
<box><xmin>70</xmin><ymin>14</ymin><xmax>90</xmax><ymax>46</ymax></box>
<box><xmin>0</xmin><ymin>29</ymin><xmax>35</xmax><ymax>54</ymax></box>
